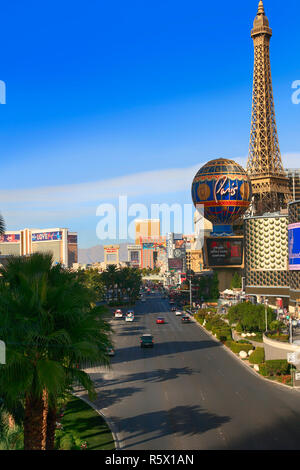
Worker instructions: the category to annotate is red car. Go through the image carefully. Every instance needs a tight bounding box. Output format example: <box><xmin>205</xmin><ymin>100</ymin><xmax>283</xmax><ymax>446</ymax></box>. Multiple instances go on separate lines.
<box><xmin>156</xmin><ymin>317</ymin><xmax>165</xmax><ymax>324</ymax></box>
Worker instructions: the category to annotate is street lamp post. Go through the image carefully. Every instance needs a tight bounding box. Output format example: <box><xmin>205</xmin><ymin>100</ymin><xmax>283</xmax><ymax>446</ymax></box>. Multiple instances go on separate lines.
<box><xmin>289</xmin><ymin>316</ymin><xmax>293</xmax><ymax>345</ymax></box>
<box><xmin>264</xmin><ymin>298</ymin><xmax>268</xmax><ymax>333</ymax></box>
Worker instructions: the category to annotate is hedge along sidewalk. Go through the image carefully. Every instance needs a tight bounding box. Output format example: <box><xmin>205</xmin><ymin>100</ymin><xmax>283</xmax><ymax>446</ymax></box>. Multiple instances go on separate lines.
<box><xmin>190</xmin><ymin>313</ymin><xmax>300</xmax><ymax>392</ymax></box>
<box><xmin>232</xmin><ymin>330</ymin><xmax>263</xmax><ymax>348</ymax></box>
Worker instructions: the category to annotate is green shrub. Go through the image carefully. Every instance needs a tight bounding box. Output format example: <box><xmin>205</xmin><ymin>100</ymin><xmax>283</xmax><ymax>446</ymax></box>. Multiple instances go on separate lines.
<box><xmin>258</xmin><ymin>364</ymin><xmax>268</xmax><ymax>376</ymax></box>
<box><xmin>228</xmin><ymin>342</ymin><xmax>253</xmax><ymax>354</ymax></box>
<box><xmin>59</xmin><ymin>433</ymin><xmax>75</xmax><ymax>450</ymax></box>
<box><xmin>264</xmin><ymin>360</ymin><xmax>290</xmax><ymax>376</ymax></box>
<box><xmin>214</xmin><ymin>328</ymin><xmax>232</xmax><ymax>341</ymax></box>
<box><xmin>237</xmin><ymin>340</ymin><xmax>251</xmax><ymax>344</ymax></box>
<box><xmin>248</xmin><ymin>347</ymin><xmax>265</xmax><ymax>364</ymax></box>
<box><xmin>267</xmin><ymin>333</ymin><xmax>289</xmax><ymax>342</ymax></box>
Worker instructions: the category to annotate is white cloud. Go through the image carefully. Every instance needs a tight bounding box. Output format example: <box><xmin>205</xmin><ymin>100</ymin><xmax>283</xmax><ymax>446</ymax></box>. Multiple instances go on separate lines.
<box><xmin>2</xmin><ymin>153</ymin><xmax>299</xmax><ymax>227</ymax></box>
<box><xmin>0</xmin><ymin>164</ymin><xmax>203</xmax><ymax>206</ymax></box>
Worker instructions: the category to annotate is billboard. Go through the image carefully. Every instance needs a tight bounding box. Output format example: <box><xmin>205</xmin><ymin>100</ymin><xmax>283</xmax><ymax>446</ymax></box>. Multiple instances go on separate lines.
<box><xmin>0</xmin><ymin>233</ymin><xmax>20</xmax><ymax>243</ymax></box>
<box><xmin>32</xmin><ymin>231</ymin><xmax>62</xmax><ymax>242</ymax></box>
<box><xmin>175</xmin><ymin>239</ymin><xmax>185</xmax><ymax>249</ymax></box>
<box><xmin>143</xmin><ymin>243</ymin><xmax>154</xmax><ymax>250</ymax></box>
<box><xmin>288</xmin><ymin>223</ymin><xmax>300</xmax><ymax>271</ymax></box>
<box><xmin>168</xmin><ymin>258</ymin><xmax>183</xmax><ymax>271</ymax></box>
<box><xmin>206</xmin><ymin>237</ymin><xmax>243</xmax><ymax>267</ymax></box>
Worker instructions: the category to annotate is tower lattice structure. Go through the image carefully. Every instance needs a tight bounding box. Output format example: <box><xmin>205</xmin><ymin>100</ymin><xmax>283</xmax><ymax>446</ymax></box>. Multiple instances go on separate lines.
<box><xmin>247</xmin><ymin>1</ymin><xmax>291</xmax><ymax>215</ymax></box>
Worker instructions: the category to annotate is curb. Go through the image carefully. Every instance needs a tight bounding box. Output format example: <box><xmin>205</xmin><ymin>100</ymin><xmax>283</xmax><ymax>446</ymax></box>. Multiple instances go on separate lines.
<box><xmin>73</xmin><ymin>393</ymin><xmax>121</xmax><ymax>450</ymax></box>
<box><xmin>191</xmin><ymin>316</ymin><xmax>300</xmax><ymax>393</ymax></box>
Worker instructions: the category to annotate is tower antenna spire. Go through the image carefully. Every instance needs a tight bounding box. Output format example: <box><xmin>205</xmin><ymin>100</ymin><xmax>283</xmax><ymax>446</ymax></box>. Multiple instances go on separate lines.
<box><xmin>257</xmin><ymin>0</ymin><xmax>265</xmax><ymax>15</ymax></box>
<box><xmin>246</xmin><ymin>2</ymin><xmax>291</xmax><ymax>214</ymax></box>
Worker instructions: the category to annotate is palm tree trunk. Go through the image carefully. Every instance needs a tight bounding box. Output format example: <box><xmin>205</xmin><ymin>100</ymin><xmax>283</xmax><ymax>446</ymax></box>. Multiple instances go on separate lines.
<box><xmin>41</xmin><ymin>389</ymin><xmax>48</xmax><ymax>450</ymax></box>
<box><xmin>24</xmin><ymin>394</ymin><xmax>44</xmax><ymax>450</ymax></box>
<box><xmin>46</xmin><ymin>406</ymin><xmax>57</xmax><ymax>450</ymax></box>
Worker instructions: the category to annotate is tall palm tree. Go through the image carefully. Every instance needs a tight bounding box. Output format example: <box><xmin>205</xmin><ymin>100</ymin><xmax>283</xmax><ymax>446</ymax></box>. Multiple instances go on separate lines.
<box><xmin>0</xmin><ymin>253</ymin><xmax>112</xmax><ymax>450</ymax></box>
<box><xmin>0</xmin><ymin>214</ymin><xmax>5</xmax><ymax>235</ymax></box>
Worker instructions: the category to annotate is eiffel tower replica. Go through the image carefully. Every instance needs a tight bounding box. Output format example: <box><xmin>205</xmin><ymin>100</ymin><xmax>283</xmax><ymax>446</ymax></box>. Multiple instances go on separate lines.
<box><xmin>247</xmin><ymin>1</ymin><xmax>292</xmax><ymax>215</ymax></box>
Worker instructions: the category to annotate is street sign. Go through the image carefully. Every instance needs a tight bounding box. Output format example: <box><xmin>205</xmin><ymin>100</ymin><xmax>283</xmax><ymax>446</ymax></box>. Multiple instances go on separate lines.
<box><xmin>287</xmin><ymin>352</ymin><xmax>300</xmax><ymax>365</ymax></box>
<box><xmin>295</xmin><ymin>372</ymin><xmax>300</xmax><ymax>381</ymax></box>
<box><xmin>287</xmin><ymin>352</ymin><xmax>296</xmax><ymax>364</ymax></box>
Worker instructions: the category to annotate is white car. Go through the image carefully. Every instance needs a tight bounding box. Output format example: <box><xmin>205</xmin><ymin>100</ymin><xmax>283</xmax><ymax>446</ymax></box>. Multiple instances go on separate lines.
<box><xmin>114</xmin><ymin>309</ymin><xmax>123</xmax><ymax>318</ymax></box>
<box><xmin>125</xmin><ymin>310</ymin><xmax>134</xmax><ymax>321</ymax></box>
<box><xmin>125</xmin><ymin>315</ymin><xmax>134</xmax><ymax>322</ymax></box>
<box><xmin>175</xmin><ymin>311</ymin><xmax>182</xmax><ymax>316</ymax></box>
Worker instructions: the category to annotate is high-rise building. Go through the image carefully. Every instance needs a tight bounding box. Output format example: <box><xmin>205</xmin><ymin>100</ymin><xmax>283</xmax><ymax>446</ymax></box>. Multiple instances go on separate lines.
<box><xmin>135</xmin><ymin>219</ymin><xmax>160</xmax><ymax>244</ymax></box>
<box><xmin>0</xmin><ymin>228</ymin><xmax>77</xmax><ymax>267</ymax></box>
<box><xmin>139</xmin><ymin>236</ymin><xmax>167</xmax><ymax>270</ymax></box>
<box><xmin>247</xmin><ymin>1</ymin><xmax>291</xmax><ymax>215</ymax></box>
<box><xmin>127</xmin><ymin>244</ymin><xmax>141</xmax><ymax>267</ymax></box>
<box><xmin>103</xmin><ymin>245</ymin><xmax>120</xmax><ymax>265</ymax></box>
<box><xmin>285</xmin><ymin>169</ymin><xmax>300</xmax><ymax>203</ymax></box>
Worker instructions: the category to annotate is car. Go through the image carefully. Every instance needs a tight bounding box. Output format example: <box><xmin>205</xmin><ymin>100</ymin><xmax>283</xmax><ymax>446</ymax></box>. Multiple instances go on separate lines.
<box><xmin>125</xmin><ymin>315</ymin><xmax>134</xmax><ymax>322</ymax></box>
<box><xmin>181</xmin><ymin>315</ymin><xmax>191</xmax><ymax>323</ymax></box>
<box><xmin>171</xmin><ymin>306</ymin><xmax>176</xmax><ymax>312</ymax></box>
<box><xmin>175</xmin><ymin>310</ymin><xmax>182</xmax><ymax>316</ymax></box>
<box><xmin>114</xmin><ymin>309</ymin><xmax>123</xmax><ymax>318</ymax></box>
<box><xmin>156</xmin><ymin>317</ymin><xmax>165</xmax><ymax>324</ymax></box>
<box><xmin>140</xmin><ymin>334</ymin><xmax>154</xmax><ymax>348</ymax></box>
<box><xmin>107</xmin><ymin>347</ymin><xmax>115</xmax><ymax>356</ymax></box>
<box><xmin>125</xmin><ymin>310</ymin><xmax>134</xmax><ymax>321</ymax></box>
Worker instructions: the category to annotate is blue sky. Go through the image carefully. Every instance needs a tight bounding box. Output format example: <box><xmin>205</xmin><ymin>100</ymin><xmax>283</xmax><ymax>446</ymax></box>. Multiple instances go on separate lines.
<box><xmin>0</xmin><ymin>0</ymin><xmax>299</xmax><ymax>248</ymax></box>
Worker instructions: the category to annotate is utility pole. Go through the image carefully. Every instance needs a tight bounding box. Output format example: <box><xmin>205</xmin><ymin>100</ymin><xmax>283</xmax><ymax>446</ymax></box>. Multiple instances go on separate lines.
<box><xmin>264</xmin><ymin>298</ymin><xmax>268</xmax><ymax>333</ymax></box>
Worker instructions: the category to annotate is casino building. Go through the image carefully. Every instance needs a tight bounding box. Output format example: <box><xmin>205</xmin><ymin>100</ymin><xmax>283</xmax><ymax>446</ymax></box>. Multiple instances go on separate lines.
<box><xmin>0</xmin><ymin>227</ymin><xmax>78</xmax><ymax>268</ymax></box>
<box><xmin>244</xmin><ymin>213</ymin><xmax>290</xmax><ymax>307</ymax></box>
<box><xmin>288</xmin><ymin>200</ymin><xmax>300</xmax><ymax>314</ymax></box>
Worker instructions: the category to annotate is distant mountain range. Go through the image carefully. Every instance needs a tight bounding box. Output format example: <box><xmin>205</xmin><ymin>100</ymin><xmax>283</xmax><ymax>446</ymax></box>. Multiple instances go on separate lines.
<box><xmin>78</xmin><ymin>243</ymin><xmax>129</xmax><ymax>264</ymax></box>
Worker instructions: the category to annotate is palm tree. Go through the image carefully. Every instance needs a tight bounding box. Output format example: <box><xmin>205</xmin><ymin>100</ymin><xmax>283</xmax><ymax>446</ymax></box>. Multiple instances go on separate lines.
<box><xmin>0</xmin><ymin>252</ymin><xmax>112</xmax><ymax>450</ymax></box>
<box><xmin>0</xmin><ymin>214</ymin><xmax>5</xmax><ymax>235</ymax></box>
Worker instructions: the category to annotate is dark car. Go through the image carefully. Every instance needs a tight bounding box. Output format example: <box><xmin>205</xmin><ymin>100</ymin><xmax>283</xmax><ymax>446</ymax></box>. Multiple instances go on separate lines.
<box><xmin>140</xmin><ymin>334</ymin><xmax>154</xmax><ymax>348</ymax></box>
<box><xmin>171</xmin><ymin>306</ymin><xmax>176</xmax><ymax>312</ymax></box>
<box><xmin>181</xmin><ymin>315</ymin><xmax>192</xmax><ymax>323</ymax></box>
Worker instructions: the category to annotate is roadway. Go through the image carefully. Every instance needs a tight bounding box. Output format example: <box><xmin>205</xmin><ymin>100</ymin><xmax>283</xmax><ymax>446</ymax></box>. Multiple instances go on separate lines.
<box><xmin>79</xmin><ymin>293</ymin><xmax>300</xmax><ymax>450</ymax></box>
